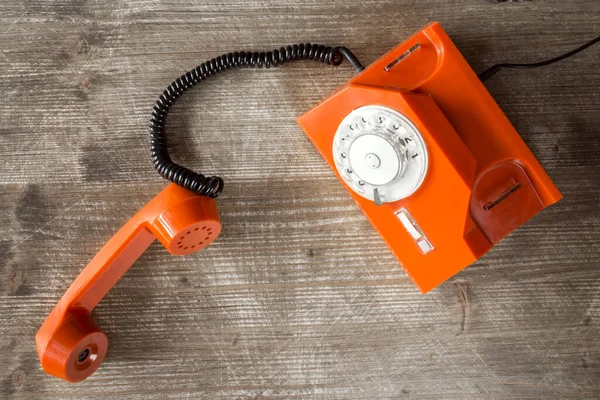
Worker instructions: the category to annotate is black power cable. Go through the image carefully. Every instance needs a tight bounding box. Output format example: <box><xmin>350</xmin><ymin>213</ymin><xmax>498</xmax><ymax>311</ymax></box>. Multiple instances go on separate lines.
<box><xmin>479</xmin><ymin>34</ymin><xmax>600</xmax><ymax>81</ymax></box>
<box><xmin>148</xmin><ymin>44</ymin><xmax>364</xmax><ymax>198</ymax></box>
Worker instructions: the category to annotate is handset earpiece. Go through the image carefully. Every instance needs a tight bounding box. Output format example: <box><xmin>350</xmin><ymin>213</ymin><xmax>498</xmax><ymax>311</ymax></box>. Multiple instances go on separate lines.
<box><xmin>35</xmin><ymin>183</ymin><xmax>220</xmax><ymax>382</ymax></box>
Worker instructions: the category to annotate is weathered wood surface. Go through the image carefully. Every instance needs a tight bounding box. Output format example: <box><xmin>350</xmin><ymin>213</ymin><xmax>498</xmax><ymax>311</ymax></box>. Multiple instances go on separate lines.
<box><xmin>1</xmin><ymin>1</ymin><xmax>599</xmax><ymax>399</ymax></box>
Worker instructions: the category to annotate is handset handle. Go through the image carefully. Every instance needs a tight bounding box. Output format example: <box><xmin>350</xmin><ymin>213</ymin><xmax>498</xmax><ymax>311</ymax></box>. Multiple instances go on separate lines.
<box><xmin>63</xmin><ymin>219</ymin><xmax>155</xmax><ymax>313</ymax></box>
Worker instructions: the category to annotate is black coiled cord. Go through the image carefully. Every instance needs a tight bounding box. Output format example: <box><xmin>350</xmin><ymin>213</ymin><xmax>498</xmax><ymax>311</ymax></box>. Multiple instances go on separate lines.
<box><xmin>149</xmin><ymin>43</ymin><xmax>364</xmax><ymax>198</ymax></box>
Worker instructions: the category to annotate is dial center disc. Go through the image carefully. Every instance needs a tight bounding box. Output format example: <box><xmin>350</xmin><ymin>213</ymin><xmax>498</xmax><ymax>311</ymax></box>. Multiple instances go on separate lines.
<box><xmin>349</xmin><ymin>134</ymin><xmax>400</xmax><ymax>186</ymax></box>
<box><xmin>365</xmin><ymin>153</ymin><xmax>381</xmax><ymax>169</ymax></box>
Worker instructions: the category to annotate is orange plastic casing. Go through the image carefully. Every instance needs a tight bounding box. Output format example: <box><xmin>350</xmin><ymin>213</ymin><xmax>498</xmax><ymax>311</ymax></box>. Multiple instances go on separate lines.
<box><xmin>297</xmin><ymin>22</ymin><xmax>562</xmax><ymax>293</ymax></box>
<box><xmin>36</xmin><ymin>183</ymin><xmax>221</xmax><ymax>382</ymax></box>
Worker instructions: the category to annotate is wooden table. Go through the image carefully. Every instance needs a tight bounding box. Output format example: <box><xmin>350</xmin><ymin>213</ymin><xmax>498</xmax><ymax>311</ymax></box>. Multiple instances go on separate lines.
<box><xmin>1</xmin><ymin>1</ymin><xmax>599</xmax><ymax>398</ymax></box>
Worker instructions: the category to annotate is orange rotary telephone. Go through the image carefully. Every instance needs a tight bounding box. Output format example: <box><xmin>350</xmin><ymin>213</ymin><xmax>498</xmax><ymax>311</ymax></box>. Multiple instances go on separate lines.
<box><xmin>38</xmin><ymin>22</ymin><xmax>598</xmax><ymax>381</ymax></box>
<box><xmin>297</xmin><ymin>22</ymin><xmax>563</xmax><ymax>293</ymax></box>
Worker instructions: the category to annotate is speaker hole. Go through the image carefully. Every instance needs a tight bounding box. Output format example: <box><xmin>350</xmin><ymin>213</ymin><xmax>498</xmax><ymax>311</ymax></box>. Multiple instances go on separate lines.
<box><xmin>201</xmin><ymin>226</ymin><xmax>206</xmax><ymax>230</ymax></box>
<box><xmin>77</xmin><ymin>348</ymin><xmax>90</xmax><ymax>363</ymax></box>
<box><xmin>194</xmin><ymin>227</ymin><xmax>199</xmax><ymax>231</ymax></box>
<box><xmin>187</xmin><ymin>231</ymin><xmax>190</xmax><ymax>234</ymax></box>
<box><xmin>184</xmin><ymin>247</ymin><xmax>188</xmax><ymax>250</ymax></box>
<box><xmin>205</xmin><ymin>236</ymin><xmax>209</xmax><ymax>240</ymax></box>
<box><xmin>191</xmin><ymin>245</ymin><xmax>195</xmax><ymax>249</ymax></box>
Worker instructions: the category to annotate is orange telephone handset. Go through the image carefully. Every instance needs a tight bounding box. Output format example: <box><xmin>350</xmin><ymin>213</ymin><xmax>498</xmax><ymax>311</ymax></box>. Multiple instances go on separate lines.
<box><xmin>35</xmin><ymin>183</ymin><xmax>221</xmax><ymax>382</ymax></box>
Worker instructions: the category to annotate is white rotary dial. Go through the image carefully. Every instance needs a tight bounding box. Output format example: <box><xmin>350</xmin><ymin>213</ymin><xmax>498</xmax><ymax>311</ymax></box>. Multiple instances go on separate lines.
<box><xmin>332</xmin><ymin>105</ymin><xmax>428</xmax><ymax>204</ymax></box>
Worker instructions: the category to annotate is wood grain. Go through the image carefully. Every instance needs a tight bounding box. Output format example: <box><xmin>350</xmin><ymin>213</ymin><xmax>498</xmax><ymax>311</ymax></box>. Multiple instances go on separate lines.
<box><xmin>1</xmin><ymin>1</ymin><xmax>599</xmax><ymax>398</ymax></box>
